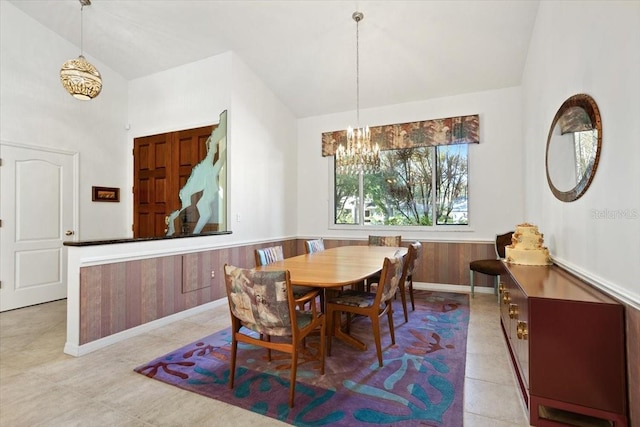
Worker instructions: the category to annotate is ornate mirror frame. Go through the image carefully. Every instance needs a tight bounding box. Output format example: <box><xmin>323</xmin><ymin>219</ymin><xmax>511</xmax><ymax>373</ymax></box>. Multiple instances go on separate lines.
<box><xmin>545</xmin><ymin>94</ymin><xmax>602</xmax><ymax>202</ymax></box>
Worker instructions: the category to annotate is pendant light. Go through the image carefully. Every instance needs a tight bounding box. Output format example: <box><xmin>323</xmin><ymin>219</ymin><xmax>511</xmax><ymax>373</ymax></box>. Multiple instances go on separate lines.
<box><xmin>60</xmin><ymin>0</ymin><xmax>102</xmax><ymax>100</ymax></box>
<box><xmin>335</xmin><ymin>11</ymin><xmax>380</xmax><ymax>174</ymax></box>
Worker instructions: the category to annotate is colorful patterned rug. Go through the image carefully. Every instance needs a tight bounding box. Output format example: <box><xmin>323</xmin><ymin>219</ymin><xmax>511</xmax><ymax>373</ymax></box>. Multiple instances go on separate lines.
<box><xmin>134</xmin><ymin>290</ymin><xmax>469</xmax><ymax>426</ymax></box>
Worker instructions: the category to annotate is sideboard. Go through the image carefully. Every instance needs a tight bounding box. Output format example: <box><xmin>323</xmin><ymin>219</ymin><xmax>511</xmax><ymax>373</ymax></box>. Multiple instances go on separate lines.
<box><xmin>500</xmin><ymin>262</ymin><xmax>628</xmax><ymax>426</ymax></box>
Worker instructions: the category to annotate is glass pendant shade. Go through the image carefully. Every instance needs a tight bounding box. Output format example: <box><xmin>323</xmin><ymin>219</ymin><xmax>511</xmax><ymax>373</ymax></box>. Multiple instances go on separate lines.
<box><xmin>60</xmin><ymin>55</ymin><xmax>102</xmax><ymax>100</ymax></box>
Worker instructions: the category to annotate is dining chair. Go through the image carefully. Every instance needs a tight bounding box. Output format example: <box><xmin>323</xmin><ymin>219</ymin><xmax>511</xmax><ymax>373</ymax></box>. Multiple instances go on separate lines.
<box><xmin>304</xmin><ymin>238</ymin><xmax>329</xmax><ymax>306</ymax></box>
<box><xmin>368</xmin><ymin>235</ymin><xmax>402</xmax><ymax>247</ymax></box>
<box><xmin>365</xmin><ymin>235</ymin><xmax>402</xmax><ymax>292</ymax></box>
<box><xmin>469</xmin><ymin>231</ymin><xmax>514</xmax><ymax>297</ymax></box>
<box><xmin>326</xmin><ymin>252</ymin><xmax>405</xmax><ymax>367</ymax></box>
<box><xmin>404</xmin><ymin>241</ymin><xmax>423</xmax><ymax>312</ymax></box>
<box><xmin>223</xmin><ymin>265</ymin><xmax>325</xmax><ymax>408</ymax></box>
<box><xmin>254</xmin><ymin>245</ymin><xmax>285</xmax><ymax>266</ymax></box>
<box><xmin>255</xmin><ymin>245</ymin><xmax>319</xmax><ymax>309</ymax></box>
<box><xmin>395</xmin><ymin>241</ymin><xmax>422</xmax><ymax>322</ymax></box>
<box><xmin>305</xmin><ymin>238</ymin><xmax>325</xmax><ymax>254</ymax></box>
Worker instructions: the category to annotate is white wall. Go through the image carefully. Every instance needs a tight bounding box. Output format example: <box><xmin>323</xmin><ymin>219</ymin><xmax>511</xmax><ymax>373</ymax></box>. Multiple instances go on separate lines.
<box><xmin>0</xmin><ymin>2</ymin><xmax>130</xmax><ymax>240</ymax></box>
<box><xmin>128</xmin><ymin>51</ymin><xmax>298</xmax><ymax>247</ymax></box>
<box><xmin>229</xmin><ymin>53</ymin><xmax>299</xmax><ymax>243</ymax></box>
<box><xmin>296</xmin><ymin>86</ymin><xmax>525</xmax><ymax>242</ymax></box>
<box><xmin>522</xmin><ymin>1</ymin><xmax>640</xmax><ymax>306</ymax></box>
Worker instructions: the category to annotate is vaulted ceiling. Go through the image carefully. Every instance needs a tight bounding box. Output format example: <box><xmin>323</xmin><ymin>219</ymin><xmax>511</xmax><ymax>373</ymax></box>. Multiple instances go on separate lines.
<box><xmin>9</xmin><ymin>0</ymin><xmax>540</xmax><ymax>118</ymax></box>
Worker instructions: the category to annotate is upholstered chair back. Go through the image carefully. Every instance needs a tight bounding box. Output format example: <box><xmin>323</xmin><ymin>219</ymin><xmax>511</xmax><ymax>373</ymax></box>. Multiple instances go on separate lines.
<box><xmin>406</xmin><ymin>241</ymin><xmax>423</xmax><ymax>277</ymax></box>
<box><xmin>495</xmin><ymin>232</ymin><xmax>514</xmax><ymax>259</ymax></box>
<box><xmin>378</xmin><ymin>252</ymin><xmax>405</xmax><ymax>304</ymax></box>
<box><xmin>305</xmin><ymin>239</ymin><xmax>325</xmax><ymax>254</ymax></box>
<box><xmin>368</xmin><ymin>235</ymin><xmax>402</xmax><ymax>247</ymax></box>
<box><xmin>255</xmin><ymin>245</ymin><xmax>284</xmax><ymax>266</ymax></box>
<box><xmin>224</xmin><ymin>265</ymin><xmax>294</xmax><ymax>337</ymax></box>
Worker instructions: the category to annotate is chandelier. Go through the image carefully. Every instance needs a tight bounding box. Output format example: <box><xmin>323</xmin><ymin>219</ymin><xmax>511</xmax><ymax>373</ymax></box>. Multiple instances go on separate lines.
<box><xmin>60</xmin><ymin>0</ymin><xmax>102</xmax><ymax>100</ymax></box>
<box><xmin>336</xmin><ymin>11</ymin><xmax>380</xmax><ymax>174</ymax></box>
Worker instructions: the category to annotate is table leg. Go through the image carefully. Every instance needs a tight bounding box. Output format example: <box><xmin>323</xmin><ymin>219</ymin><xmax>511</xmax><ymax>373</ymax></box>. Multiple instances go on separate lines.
<box><xmin>333</xmin><ymin>326</ymin><xmax>367</xmax><ymax>351</ymax></box>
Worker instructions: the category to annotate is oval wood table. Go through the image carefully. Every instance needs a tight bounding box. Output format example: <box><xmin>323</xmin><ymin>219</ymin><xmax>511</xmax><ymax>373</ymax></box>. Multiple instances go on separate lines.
<box><xmin>255</xmin><ymin>245</ymin><xmax>407</xmax><ymax>350</ymax></box>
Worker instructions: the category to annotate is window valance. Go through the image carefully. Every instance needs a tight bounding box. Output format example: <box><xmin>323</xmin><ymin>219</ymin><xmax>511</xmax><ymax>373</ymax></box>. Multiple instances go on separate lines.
<box><xmin>321</xmin><ymin>114</ymin><xmax>479</xmax><ymax>157</ymax></box>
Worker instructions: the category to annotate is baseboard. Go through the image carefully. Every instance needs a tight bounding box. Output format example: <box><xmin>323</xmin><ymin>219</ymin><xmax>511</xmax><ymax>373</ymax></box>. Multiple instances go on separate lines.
<box><xmin>64</xmin><ymin>298</ymin><xmax>229</xmax><ymax>357</ymax></box>
<box><xmin>413</xmin><ymin>281</ymin><xmax>493</xmax><ymax>295</ymax></box>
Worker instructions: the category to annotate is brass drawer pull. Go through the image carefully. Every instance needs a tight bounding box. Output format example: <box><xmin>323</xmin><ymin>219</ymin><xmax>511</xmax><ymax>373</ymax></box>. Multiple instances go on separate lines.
<box><xmin>517</xmin><ymin>321</ymin><xmax>528</xmax><ymax>340</ymax></box>
<box><xmin>502</xmin><ymin>290</ymin><xmax>511</xmax><ymax>304</ymax></box>
<box><xmin>498</xmin><ymin>283</ymin><xmax>505</xmax><ymax>294</ymax></box>
<box><xmin>509</xmin><ymin>303</ymin><xmax>519</xmax><ymax>319</ymax></box>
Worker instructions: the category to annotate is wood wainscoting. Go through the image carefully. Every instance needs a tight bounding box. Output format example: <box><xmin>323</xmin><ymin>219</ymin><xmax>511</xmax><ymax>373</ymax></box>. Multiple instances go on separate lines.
<box><xmin>302</xmin><ymin>238</ymin><xmax>498</xmax><ymax>290</ymax></box>
<box><xmin>77</xmin><ymin>239</ymin><xmax>298</xmax><ymax>345</ymax></box>
<box><xmin>78</xmin><ymin>238</ymin><xmax>494</xmax><ymax>345</ymax></box>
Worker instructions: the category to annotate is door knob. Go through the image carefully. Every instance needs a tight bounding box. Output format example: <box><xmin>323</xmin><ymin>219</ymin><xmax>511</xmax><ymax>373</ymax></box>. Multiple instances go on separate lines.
<box><xmin>65</xmin><ymin>230</ymin><xmax>74</xmax><ymax>236</ymax></box>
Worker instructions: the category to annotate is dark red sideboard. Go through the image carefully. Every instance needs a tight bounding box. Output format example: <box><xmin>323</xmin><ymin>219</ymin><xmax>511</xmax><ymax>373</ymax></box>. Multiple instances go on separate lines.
<box><xmin>500</xmin><ymin>263</ymin><xmax>627</xmax><ymax>426</ymax></box>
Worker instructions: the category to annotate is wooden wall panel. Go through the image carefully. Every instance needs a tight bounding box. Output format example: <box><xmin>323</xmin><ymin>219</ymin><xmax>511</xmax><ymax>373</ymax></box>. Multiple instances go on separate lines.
<box><xmin>79</xmin><ymin>238</ymin><xmax>303</xmax><ymax>344</ymax></box>
<box><xmin>299</xmin><ymin>237</ymin><xmax>496</xmax><ymax>289</ymax></box>
<box><xmin>78</xmin><ymin>238</ymin><xmax>517</xmax><ymax>344</ymax></box>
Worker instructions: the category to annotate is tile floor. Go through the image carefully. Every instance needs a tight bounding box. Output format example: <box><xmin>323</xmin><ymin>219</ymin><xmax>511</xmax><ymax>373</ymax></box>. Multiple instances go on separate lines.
<box><xmin>0</xmin><ymin>292</ymin><xmax>530</xmax><ymax>426</ymax></box>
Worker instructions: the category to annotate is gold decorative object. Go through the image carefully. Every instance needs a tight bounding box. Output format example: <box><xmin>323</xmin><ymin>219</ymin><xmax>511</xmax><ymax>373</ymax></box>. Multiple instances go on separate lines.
<box><xmin>60</xmin><ymin>0</ymin><xmax>102</xmax><ymax>100</ymax></box>
<box><xmin>335</xmin><ymin>11</ymin><xmax>380</xmax><ymax>174</ymax></box>
<box><xmin>509</xmin><ymin>303</ymin><xmax>519</xmax><ymax>319</ymax></box>
<box><xmin>517</xmin><ymin>321</ymin><xmax>528</xmax><ymax>340</ymax></box>
<box><xmin>502</xmin><ymin>290</ymin><xmax>510</xmax><ymax>305</ymax></box>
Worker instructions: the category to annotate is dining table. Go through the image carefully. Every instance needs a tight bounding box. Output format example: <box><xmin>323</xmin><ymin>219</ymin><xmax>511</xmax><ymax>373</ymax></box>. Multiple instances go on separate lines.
<box><xmin>254</xmin><ymin>245</ymin><xmax>407</xmax><ymax>351</ymax></box>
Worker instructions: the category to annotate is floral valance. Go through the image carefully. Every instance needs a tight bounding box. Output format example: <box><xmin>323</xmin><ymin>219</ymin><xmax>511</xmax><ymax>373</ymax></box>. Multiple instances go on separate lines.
<box><xmin>321</xmin><ymin>114</ymin><xmax>479</xmax><ymax>157</ymax></box>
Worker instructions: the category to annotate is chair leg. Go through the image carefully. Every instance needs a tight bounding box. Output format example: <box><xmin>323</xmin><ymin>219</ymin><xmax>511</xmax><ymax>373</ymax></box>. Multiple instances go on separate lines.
<box><xmin>398</xmin><ymin>281</ymin><xmax>409</xmax><ymax>323</ymax></box>
<box><xmin>289</xmin><ymin>346</ymin><xmax>298</xmax><ymax>407</ymax></box>
<box><xmin>371</xmin><ymin>315</ymin><xmax>383</xmax><ymax>368</ymax></box>
<box><xmin>494</xmin><ymin>275</ymin><xmax>500</xmax><ymax>295</ymax></box>
<box><xmin>470</xmin><ymin>270</ymin><xmax>475</xmax><ymax>297</ymax></box>
<box><xmin>266</xmin><ymin>335</ymin><xmax>272</xmax><ymax>361</ymax></box>
<box><xmin>386</xmin><ymin>304</ymin><xmax>395</xmax><ymax>345</ymax></box>
<box><xmin>229</xmin><ymin>336</ymin><xmax>238</xmax><ymax>389</ymax></box>
<box><xmin>326</xmin><ymin>309</ymin><xmax>335</xmax><ymax>357</ymax></box>
<box><xmin>319</xmin><ymin>318</ymin><xmax>326</xmax><ymax>375</ymax></box>
<box><xmin>408</xmin><ymin>277</ymin><xmax>415</xmax><ymax>311</ymax></box>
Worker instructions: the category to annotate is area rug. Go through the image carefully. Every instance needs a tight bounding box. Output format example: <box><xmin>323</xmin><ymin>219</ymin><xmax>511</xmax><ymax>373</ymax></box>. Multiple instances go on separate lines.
<box><xmin>134</xmin><ymin>290</ymin><xmax>469</xmax><ymax>426</ymax></box>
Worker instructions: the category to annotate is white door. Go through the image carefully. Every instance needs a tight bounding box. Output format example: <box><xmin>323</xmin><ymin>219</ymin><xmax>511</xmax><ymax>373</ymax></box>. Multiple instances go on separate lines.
<box><xmin>0</xmin><ymin>143</ymin><xmax>77</xmax><ymax>312</ymax></box>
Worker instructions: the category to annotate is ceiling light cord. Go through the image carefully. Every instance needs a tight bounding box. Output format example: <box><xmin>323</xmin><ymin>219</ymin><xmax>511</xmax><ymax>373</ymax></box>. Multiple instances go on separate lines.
<box><xmin>80</xmin><ymin>5</ymin><xmax>84</xmax><ymax>56</ymax></box>
<box><xmin>355</xmin><ymin>12</ymin><xmax>361</xmax><ymax>129</ymax></box>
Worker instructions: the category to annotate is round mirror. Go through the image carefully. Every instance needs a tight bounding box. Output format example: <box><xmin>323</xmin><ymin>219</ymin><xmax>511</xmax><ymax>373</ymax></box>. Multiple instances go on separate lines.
<box><xmin>545</xmin><ymin>94</ymin><xmax>602</xmax><ymax>202</ymax></box>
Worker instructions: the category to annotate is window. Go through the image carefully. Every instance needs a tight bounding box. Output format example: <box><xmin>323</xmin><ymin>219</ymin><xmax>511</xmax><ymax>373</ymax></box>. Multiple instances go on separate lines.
<box><xmin>334</xmin><ymin>144</ymin><xmax>468</xmax><ymax>226</ymax></box>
